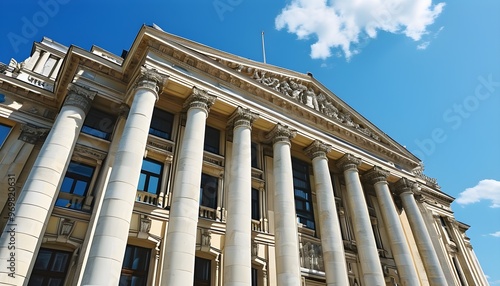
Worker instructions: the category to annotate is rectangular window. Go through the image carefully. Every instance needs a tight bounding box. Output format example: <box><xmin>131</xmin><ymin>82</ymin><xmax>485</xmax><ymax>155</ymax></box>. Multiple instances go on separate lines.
<box><xmin>292</xmin><ymin>158</ymin><xmax>315</xmax><ymax>230</ymax></box>
<box><xmin>29</xmin><ymin>248</ymin><xmax>71</xmax><ymax>286</ymax></box>
<box><xmin>120</xmin><ymin>245</ymin><xmax>151</xmax><ymax>286</ymax></box>
<box><xmin>200</xmin><ymin>173</ymin><xmax>218</xmax><ymax>209</ymax></box>
<box><xmin>194</xmin><ymin>257</ymin><xmax>211</xmax><ymax>286</ymax></box>
<box><xmin>251</xmin><ymin>142</ymin><xmax>259</xmax><ymax>169</ymax></box>
<box><xmin>137</xmin><ymin>158</ymin><xmax>163</xmax><ymax>194</ymax></box>
<box><xmin>149</xmin><ymin>107</ymin><xmax>174</xmax><ymax>140</ymax></box>
<box><xmin>0</xmin><ymin>123</ymin><xmax>11</xmax><ymax>149</ymax></box>
<box><xmin>251</xmin><ymin>267</ymin><xmax>259</xmax><ymax>286</ymax></box>
<box><xmin>251</xmin><ymin>188</ymin><xmax>260</xmax><ymax>220</ymax></box>
<box><xmin>55</xmin><ymin>161</ymin><xmax>95</xmax><ymax>210</ymax></box>
<box><xmin>204</xmin><ymin>125</ymin><xmax>220</xmax><ymax>154</ymax></box>
<box><xmin>81</xmin><ymin>108</ymin><xmax>116</xmax><ymax>140</ymax></box>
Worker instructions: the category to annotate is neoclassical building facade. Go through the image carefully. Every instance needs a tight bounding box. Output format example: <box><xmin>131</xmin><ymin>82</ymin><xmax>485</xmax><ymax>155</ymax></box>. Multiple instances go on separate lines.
<box><xmin>0</xmin><ymin>25</ymin><xmax>488</xmax><ymax>285</ymax></box>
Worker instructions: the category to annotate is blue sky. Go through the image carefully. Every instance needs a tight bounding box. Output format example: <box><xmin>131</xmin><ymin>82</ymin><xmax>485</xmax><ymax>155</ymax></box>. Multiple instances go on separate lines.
<box><xmin>1</xmin><ymin>0</ymin><xmax>499</xmax><ymax>283</ymax></box>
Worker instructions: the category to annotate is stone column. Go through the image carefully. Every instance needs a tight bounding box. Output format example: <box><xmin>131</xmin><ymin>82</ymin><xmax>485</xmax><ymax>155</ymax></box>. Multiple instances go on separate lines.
<box><xmin>81</xmin><ymin>69</ymin><xmax>165</xmax><ymax>285</ymax></box>
<box><xmin>304</xmin><ymin>141</ymin><xmax>349</xmax><ymax>286</ymax></box>
<box><xmin>265</xmin><ymin>124</ymin><xmax>302</xmax><ymax>286</ymax></box>
<box><xmin>0</xmin><ymin>84</ymin><xmax>95</xmax><ymax>285</ymax></box>
<box><xmin>336</xmin><ymin>154</ymin><xmax>385</xmax><ymax>285</ymax></box>
<box><xmin>161</xmin><ymin>87</ymin><xmax>216</xmax><ymax>285</ymax></box>
<box><xmin>0</xmin><ymin>125</ymin><xmax>48</xmax><ymax>215</ymax></box>
<box><xmin>224</xmin><ymin>107</ymin><xmax>258</xmax><ymax>285</ymax></box>
<box><xmin>33</xmin><ymin>51</ymin><xmax>50</xmax><ymax>74</ymax></box>
<box><xmin>364</xmin><ymin>167</ymin><xmax>420</xmax><ymax>286</ymax></box>
<box><xmin>395</xmin><ymin>178</ymin><xmax>448</xmax><ymax>286</ymax></box>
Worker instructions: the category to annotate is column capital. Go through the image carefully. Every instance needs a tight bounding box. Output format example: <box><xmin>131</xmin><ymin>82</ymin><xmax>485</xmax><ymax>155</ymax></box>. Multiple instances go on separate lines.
<box><xmin>183</xmin><ymin>87</ymin><xmax>216</xmax><ymax>115</ymax></box>
<box><xmin>336</xmin><ymin>153</ymin><xmax>361</xmax><ymax>172</ymax></box>
<box><xmin>18</xmin><ymin>124</ymin><xmax>49</xmax><ymax>144</ymax></box>
<box><xmin>394</xmin><ymin>177</ymin><xmax>420</xmax><ymax>196</ymax></box>
<box><xmin>228</xmin><ymin>107</ymin><xmax>259</xmax><ymax>129</ymax></box>
<box><xmin>265</xmin><ymin>123</ymin><xmax>296</xmax><ymax>145</ymax></box>
<box><xmin>134</xmin><ymin>67</ymin><xmax>166</xmax><ymax>97</ymax></box>
<box><xmin>64</xmin><ymin>84</ymin><xmax>97</xmax><ymax>114</ymax></box>
<box><xmin>304</xmin><ymin>140</ymin><xmax>332</xmax><ymax>160</ymax></box>
<box><xmin>364</xmin><ymin>166</ymin><xmax>389</xmax><ymax>185</ymax></box>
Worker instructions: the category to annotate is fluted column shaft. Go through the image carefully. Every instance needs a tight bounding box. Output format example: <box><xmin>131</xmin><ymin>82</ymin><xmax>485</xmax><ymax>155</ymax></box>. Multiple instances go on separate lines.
<box><xmin>161</xmin><ymin>88</ymin><xmax>216</xmax><ymax>285</ymax></box>
<box><xmin>396</xmin><ymin>178</ymin><xmax>448</xmax><ymax>286</ymax></box>
<box><xmin>0</xmin><ymin>84</ymin><xmax>95</xmax><ymax>285</ymax></box>
<box><xmin>82</xmin><ymin>69</ymin><xmax>164</xmax><ymax>285</ymax></box>
<box><xmin>224</xmin><ymin>108</ymin><xmax>258</xmax><ymax>286</ymax></box>
<box><xmin>305</xmin><ymin>141</ymin><xmax>349</xmax><ymax>286</ymax></box>
<box><xmin>365</xmin><ymin>167</ymin><xmax>420</xmax><ymax>286</ymax></box>
<box><xmin>266</xmin><ymin>124</ymin><xmax>301</xmax><ymax>286</ymax></box>
<box><xmin>336</xmin><ymin>154</ymin><xmax>385</xmax><ymax>285</ymax></box>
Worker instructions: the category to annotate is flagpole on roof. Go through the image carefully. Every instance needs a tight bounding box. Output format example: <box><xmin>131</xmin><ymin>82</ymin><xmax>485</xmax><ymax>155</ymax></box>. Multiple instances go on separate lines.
<box><xmin>261</xmin><ymin>31</ymin><xmax>267</xmax><ymax>64</ymax></box>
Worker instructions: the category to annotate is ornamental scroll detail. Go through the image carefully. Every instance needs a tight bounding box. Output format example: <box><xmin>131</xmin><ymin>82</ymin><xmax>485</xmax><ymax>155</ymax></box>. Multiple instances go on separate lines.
<box><xmin>226</xmin><ymin>64</ymin><xmax>380</xmax><ymax>142</ymax></box>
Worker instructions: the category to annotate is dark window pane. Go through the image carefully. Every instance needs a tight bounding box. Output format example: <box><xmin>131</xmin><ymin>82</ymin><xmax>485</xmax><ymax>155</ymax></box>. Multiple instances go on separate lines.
<box><xmin>82</xmin><ymin>108</ymin><xmax>116</xmax><ymax>140</ymax></box>
<box><xmin>252</xmin><ymin>268</ymin><xmax>258</xmax><ymax>286</ymax></box>
<box><xmin>149</xmin><ymin>108</ymin><xmax>174</xmax><ymax>140</ymax></box>
<box><xmin>194</xmin><ymin>257</ymin><xmax>211</xmax><ymax>286</ymax></box>
<box><xmin>200</xmin><ymin>174</ymin><xmax>218</xmax><ymax>209</ymax></box>
<box><xmin>292</xmin><ymin>158</ymin><xmax>315</xmax><ymax>230</ymax></box>
<box><xmin>60</xmin><ymin>177</ymin><xmax>74</xmax><ymax>193</ymax></box>
<box><xmin>121</xmin><ymin>245</ymin><xmax>150</xmax><ymax>286</ymax></box>
<box><xmin>137</xmin><ymin>174</ymin><xmax>146</xmax><ymax>191</ymax></box>
<box><xmin>251</xmin><ymin>188</ymin><xmax>260</xmax><ymax>220</ymax></box>
<box><xmin>204</xmin><ymin>126</ymin><xmax>220</xmax><ymax>154</ymax></box>
<box><xmin>73</xmin><ymin>181</ymin><xmax>88</xmax><ymax>196</ymax></box>
<box><xmin>251</xmin><ymin>143</ymin><xmax>259</xmax><ymax>168</ymax></box>
<box><xmin>29</xmin><ymin>248</ymin><xmax>71</xmax><ymax>286</ymax></box>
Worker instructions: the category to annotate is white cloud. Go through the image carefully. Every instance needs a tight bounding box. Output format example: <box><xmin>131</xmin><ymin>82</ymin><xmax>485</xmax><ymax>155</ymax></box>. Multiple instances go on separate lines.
<box><xmin>455</xmin><ymin>179</ymin><xmax>500</xmax><ymax>208</ymax></box>
<box><xmin>275</xmin><ymin>0</ymin><xmax>445</xmax><ymax>60</ymax></box>
<box><xmin>417</xmin><ymin>41</ymin><xmax>430</xmax><ymax>50</ymax></box>
<box><xmin>490</xmin><ymin>231</ymin><xmax>500</xmax><ymax>238</ymax></box>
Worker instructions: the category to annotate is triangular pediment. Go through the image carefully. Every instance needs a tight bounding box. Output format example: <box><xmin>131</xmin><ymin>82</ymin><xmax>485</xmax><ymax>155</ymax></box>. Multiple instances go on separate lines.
<box><xmin>127</xmin><ymin>26</ymin><xmax>421</xmax><ymax>170</ymax></box>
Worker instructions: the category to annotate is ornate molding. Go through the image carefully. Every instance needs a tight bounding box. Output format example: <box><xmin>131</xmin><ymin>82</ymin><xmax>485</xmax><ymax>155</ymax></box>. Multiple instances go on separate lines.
<box><xmin>183</xmin><ymin>86</ymin><xmax>216</xmax><ymax>114</ymax></box>
<box><xmin>134</xmin><ymin>67</ymin><xmax>166</xmax><ymax>96</ymax></box>
<box><xmin>394</xmin><ymin>177</ymin><xmax>420</xmax><ymax>196</ymax></box>
<box><xmin>304</xmin><ymin>140</ymin><xmax>332</xmax><ymax>160</ymax></box>
<box><xmin>336</xmin><ymin>153</ymin><xmax>361</xmax><ymax>172</ymax></box>
<box><xmin>228</xmin><ymin>106</ymin><xmax>259</xmax><ymax>129</ymax></box>
<box><xmin>18</xmin><ymin>124</ymin><xmax>49</xmax><ymax>144</ymax></box>
<box><xmin>264</xmin><ymin>123</ymin><xmax>296</xmax><ymax>145</ymax></box>
<box><xmin>364</xmin><ymin>166</ymin><xmax>389</xmax><ymax>185</ymax></box>
<box><xmin>64</xmin><ymin>84</ymin><xmax>97</xmax><ymax>114</ymax></box>
<box><xmin>412</xmin><ymin>163</ymin><xmax>439</xmax><ymax>189</ymax></box>
<box><xmin>73</xmin><ymin>144</ymin><xmax>107</xmax><ymax>162</ymax></box>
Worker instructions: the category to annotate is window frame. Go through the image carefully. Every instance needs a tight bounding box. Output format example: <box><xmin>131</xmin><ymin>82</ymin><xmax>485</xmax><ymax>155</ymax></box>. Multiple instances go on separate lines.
<box><xmin>81</xmin><ymin>107</ymin><xmax>116</xmax><ymax>140</ymax></box>
<box><xmin>199</xmin><ymin>173</ymin><xmax>219</xmax><ymax>210</ymax></box>
<box><xmin>55</xmin><ymin>161</ymin><xmax>95</xmax><ymax>210</ymax></box>
<box><xmin>149</xmin><ymin>107</ymin><xmax>174</xmax><ymax>140</ymax></box>
<box><xmin>137</xmin><ymin>158</ymin><xmax>164</xmax><ymax>195</ymax></box>
<box><xmin>194</xmin><ymin>256</ymin><xmax>212</xmax><ymax>286</ymax></box>
<box><xmin>203</xmin><ymin>125</ymin><xmax>221</xmax><ymax>154</ymax></box>
<box><xmin>29</xmin><ymin>248</ymin><xmax>72</xmax><ymax>286</ymax></box>
<box><xmin>292</xmin><ymin>158</ymin><xmax>316</xmax><ymax>230</ymax></box>
<box><xmin>120</xmin><ymin>244</ymin><xmax>151</xmax><ymax>286</ymax></box>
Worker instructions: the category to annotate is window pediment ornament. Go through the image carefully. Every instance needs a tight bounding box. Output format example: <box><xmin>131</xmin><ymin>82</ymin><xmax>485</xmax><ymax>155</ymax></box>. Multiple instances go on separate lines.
<box><xmin>19</xmin><ymin>124</ymin><xmax>49</xmax><ymax>144</ymax></box>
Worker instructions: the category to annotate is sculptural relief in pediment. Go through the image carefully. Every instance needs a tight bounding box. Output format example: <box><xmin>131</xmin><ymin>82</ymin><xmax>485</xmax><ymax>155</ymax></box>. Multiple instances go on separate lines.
<box><xmin>223</xmin><ymin>61</ymin><xmax>381</xmax><ymax>142</ymax></box>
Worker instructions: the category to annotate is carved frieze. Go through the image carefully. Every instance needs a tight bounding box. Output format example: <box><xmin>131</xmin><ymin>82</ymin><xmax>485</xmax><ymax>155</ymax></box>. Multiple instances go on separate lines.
<box><xmin>19</xmin><ymin>124</ymin><xmax>49</xmax><ymax>144</ymax></box>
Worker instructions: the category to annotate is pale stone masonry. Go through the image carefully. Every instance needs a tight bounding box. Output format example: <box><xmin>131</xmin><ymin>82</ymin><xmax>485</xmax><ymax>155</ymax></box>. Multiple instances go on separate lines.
<box><xmin>0</xmin><ymin>25</ymin><xmax>489</xmax><ymax>285</ymax></box>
